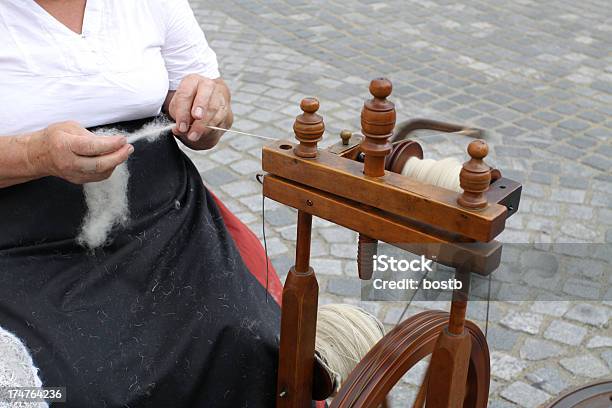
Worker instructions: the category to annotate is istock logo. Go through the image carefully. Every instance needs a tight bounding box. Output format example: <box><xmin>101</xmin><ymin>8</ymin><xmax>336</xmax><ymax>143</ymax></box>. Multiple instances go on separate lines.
<box><xmin>373</xmin><ymin>255</ymin><xmax>434</xmax><ymax>273</ymax></box>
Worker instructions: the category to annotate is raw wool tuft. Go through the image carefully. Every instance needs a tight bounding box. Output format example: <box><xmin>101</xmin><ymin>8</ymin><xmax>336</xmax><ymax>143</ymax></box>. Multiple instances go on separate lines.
<box><xmin>77</xmin><ymin>117</ymin><xmax>174</xmax><ymax>249</ymax></box>
<box><xmin>0</xmin><ymin>326</ymin><xmax>47</xmax><ymax>408</ymax></box>
<box><xmin>77</xmin><ymin>163</ymin><xmax>130</xmax><ymax>249</ymax></box>
<box><xmin>315</xmin><ymin>304</ymin><xmax>385</xmax><ymax>393</ymax></box>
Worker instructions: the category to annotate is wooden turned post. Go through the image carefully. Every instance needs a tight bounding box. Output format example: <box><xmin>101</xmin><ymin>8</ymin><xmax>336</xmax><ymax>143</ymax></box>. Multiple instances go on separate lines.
<box><xmin>426</xmin><ymin>265</ymin><xmax>472</xmax><ymax>408</ymax></box>
<box><xmin>293</xmin><ymin>98</ymin><xmax>324</xmax><ymax>158</ymax></box>
<box><xmin>457</xmin><ymin>140</ymin><xmax>492</xmax><ymax>210</ymax></box>
<box><xmin>360</xmin><ymin>78</ymin><xmax>396</xmax><ymax>177</ymax></box>
<box><xmin>277</xmin><ymin>211</ymin><xmax>319</xmax><ymax>408</ymax></box>
<box><xmin>356</xmin><ymin>79</ymin><xmax>395</xmax><ymax>279</ymax></box>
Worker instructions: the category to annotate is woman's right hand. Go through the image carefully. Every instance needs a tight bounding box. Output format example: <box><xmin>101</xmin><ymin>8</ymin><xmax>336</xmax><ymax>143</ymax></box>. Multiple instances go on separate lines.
<box><xmin>29</xmin><ymin>121</ymin><xmax>134</xmax><ymax>184</ymax></box>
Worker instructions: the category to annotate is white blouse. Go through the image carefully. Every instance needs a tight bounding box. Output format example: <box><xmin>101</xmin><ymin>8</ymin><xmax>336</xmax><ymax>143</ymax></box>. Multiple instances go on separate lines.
<box><xmin>0</xmin><ymin>0</ymin><xmax>220</xmax><ymax>136</ymax></box>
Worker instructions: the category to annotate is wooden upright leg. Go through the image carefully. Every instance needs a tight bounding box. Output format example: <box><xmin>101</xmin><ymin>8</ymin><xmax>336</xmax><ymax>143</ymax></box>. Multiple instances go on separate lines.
<box><xmin>426</xmin><ymin>265</ymin><xmax>472</xmax><ymax>408</ymax></box>
<box><xmin>277</xmin><ymin>211</ymin><xmax>319</xmax><ymax>408</ymax></box>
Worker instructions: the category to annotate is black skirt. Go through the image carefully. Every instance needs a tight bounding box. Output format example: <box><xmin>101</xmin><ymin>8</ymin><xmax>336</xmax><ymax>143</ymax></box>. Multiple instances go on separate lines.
<box><xmin>0</xmin><ymin>120</ymin><xmax>281</xmax><ymax>407</ymax></box>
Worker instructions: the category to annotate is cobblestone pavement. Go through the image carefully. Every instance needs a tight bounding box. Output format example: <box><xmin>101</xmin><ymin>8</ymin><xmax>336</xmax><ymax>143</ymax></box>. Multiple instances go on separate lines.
<box><xmin>185</xmin><ymin>1</ymin><xmax>611</xmax><ymax>406</ymax></box>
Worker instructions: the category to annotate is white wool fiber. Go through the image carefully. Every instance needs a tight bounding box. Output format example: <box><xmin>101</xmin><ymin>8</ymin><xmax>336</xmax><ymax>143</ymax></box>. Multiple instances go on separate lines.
<box><xmin>0</xmin><ymin>326</ymin><xmax>47</xmax><ymax>408</ymax></box>
<box><xmin>77</xmin><ymin>163</ymin><xmax>130</xmax><ymax>249</ymax></box>
<box><xmin>315</xmin><ymin>304</ymin><xmax>385</xmax><ymax>393</ymax></box>
<box><xmin>77</xmin><ymin>117</ymin><xmax>173</xmax><ymax>249</ymax></box>
<box><xmin>401</xmin><ymin>156</ymin><xmax>463</xmax><ymax>192</ymax></box>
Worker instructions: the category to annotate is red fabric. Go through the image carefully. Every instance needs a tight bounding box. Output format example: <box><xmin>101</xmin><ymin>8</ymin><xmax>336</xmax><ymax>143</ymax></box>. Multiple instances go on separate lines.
<box><xmin>211</xmin><ymin>192</ymin><xmax>283</xmax><ymax>305</ymax></box>
<box><xmin>213</xmin><ymin>194</ymin><xmax>327</xmax><ymax>408</ymax></box>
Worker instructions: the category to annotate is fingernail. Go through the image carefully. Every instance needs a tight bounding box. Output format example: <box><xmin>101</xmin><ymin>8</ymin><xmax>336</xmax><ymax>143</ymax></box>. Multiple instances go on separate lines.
<box><xmin>194</xmin><ymin>107</ymin><xmax>204</xmax><ymax>119</ymax></box>
<box><xmin>179</xmin><ymin>122</ymin><xmax>188</xmax><ymax>133</ymax></box>
<box><xmin>127</xmin><ymin>145</ymin><xmax>134</xmax><ymax>154</ymax></box>
<box><xmin>188</xmin><ymin>132</ymin><xmax>200</xmax><ymax>142</ymax></box>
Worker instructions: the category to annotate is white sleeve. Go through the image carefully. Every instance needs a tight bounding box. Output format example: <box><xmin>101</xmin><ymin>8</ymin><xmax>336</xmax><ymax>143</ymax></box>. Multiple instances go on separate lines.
<box><xmin>161</xmin><ymin>0</ymin><xmax>220</xmax><ymax>90</ymax></box>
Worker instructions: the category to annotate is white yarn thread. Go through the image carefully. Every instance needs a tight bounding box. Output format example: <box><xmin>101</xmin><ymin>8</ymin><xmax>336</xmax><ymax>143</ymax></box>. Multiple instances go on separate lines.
<box><xmin>0</xmin><ymin>327</ymin><xmax>47</xmax><ymax>408</ymax></box>
<box><xmin>401</xmin><ymin>156</ymin><xmax>463</xmax><ymax>192</ymax></box>
<box><xmin>315</xmin><ymin>304</ymin><xmax>385</xmax><ymax>392</ymax></box>
<box><xmin>77</xmin><ymin>118</ymin><xmax>172</xmax><ymax>249</ymax></box>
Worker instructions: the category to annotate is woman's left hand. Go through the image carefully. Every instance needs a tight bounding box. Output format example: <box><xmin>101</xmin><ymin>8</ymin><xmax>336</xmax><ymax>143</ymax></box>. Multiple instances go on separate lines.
<box><xmin>166</xmin><ymin>74</ymin><xmax>233</xmax><ymax>150</ymax></box>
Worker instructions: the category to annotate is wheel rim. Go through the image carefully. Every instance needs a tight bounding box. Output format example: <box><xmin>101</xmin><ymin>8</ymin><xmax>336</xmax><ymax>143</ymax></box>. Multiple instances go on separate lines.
<box><xmin>546</xmin><ymin>380</ymin><xmax>612</xmax><ymax>408</ymax></box>
<box><xmin>330</xmin><ymin>311</ymin><xmax>490</xmax><ymax>408</ymax></box>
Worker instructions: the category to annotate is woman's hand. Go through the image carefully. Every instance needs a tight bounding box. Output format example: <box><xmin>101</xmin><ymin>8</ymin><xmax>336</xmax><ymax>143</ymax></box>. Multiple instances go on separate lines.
<box><xmin>28</xmin><ymin>121</ymin><xmax>133</xmax><ymax>184</ymax></box>
<box><xmin>165</xmin><ymin>74</ymin><xmax>233</xmax><ymax>150</ymax></box>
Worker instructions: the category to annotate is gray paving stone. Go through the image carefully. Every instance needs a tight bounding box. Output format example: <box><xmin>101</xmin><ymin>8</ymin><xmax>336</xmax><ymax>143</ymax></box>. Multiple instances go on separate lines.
<box><xmin>530</xmin><ymin>301</ymin><xmax>570</xmax><ymax>317</ymax></box>
<box><xmin>544</xmin><ymin>320</ymin><xmax>587</xmax><ymax>346</ymax></box>
<box><xmin>495</xmin><ymin>146</ymin><xmax>532</xmax><ymax>158</ymax></box>
<box><xmin>208</xmin><ymin>147</ymin><xmax>243</xmax><ymax>164</ymax></box>
<box><xmin>519</xmin><ymin>338</ymin><xmax>564</xmax><ymax>361</ymax></box>
<box><xmin>500</xmin><ymin>381</ymin><xmax>551</xmax><ymax>408</ymax></box>
<box><xmin>587</xmin><ymin>336</ymin><xmax>612</xmax><ymax>349</ymax></box>
<box><xmin>229</xmin><ymin>159</ymin><xmax>261</xmax><ymax>174</ymax></box>
<box><xmin>329</xmin><ymin>244</ymin><xmax>357</xmax><ymax>259</ymax></box>
<box><xmin>526</xmin><ymin>366</ymin><xmax>569</xmax><ymax>395</ymax></box>
<box><xmin>271</xmin><ymin>255</ymin><xmax>293</xmax><ymax>278</ymax></box>
<box><xmin>200</xmin><ymin>167</ymin><xmax>238</xmax><ymax>186</ymax></box>
<box><xmin>220</xmin><ymin>180</ymin><xmax>261</xmax><ymax>197</ymax></box>
<box><xmin>500</xmin><ymin>311</ymin><xmax>544</xmax><ymax>335</ymax></box>
<box><xmin>582</xmin><ymin>154</ymin><xmax>612</xmax><ymax>172</ymax></box>
<box><xmin>558</xmin><ymin>119</ymin><xmax>590</xmax><ymax>131</ymax></box>
<box><xmin>562</xmin><ymin>278</ymin><xmax>602</xmax><ymax>299</ymax></box>
<box><xmin>264</xmin><ymin>237</ymin><xmax>289</xmax><ymax>257</ymax></box>
<box><xmin>319</xmin><ymin>227</ymin><xmax>357</xmax><ymax>244</ymax></box>
<box><xmin>235</xmin><ymin>211</ymin><xmax>257</xmax><ymax>224</ymax></box>
<box><xmin>326</xmin><ymin>277</ymin><xmax>362</xmax><ymax>297</ymax></box>
<box><xmin>491</xmin><ymin>352</ymin><xmax>528</xmax><ymax>381</ymax></box>
<box><xmin>560</xmin><ymin>354</ymin><xmax>610</xmax><ymax>378</ymax></box>
<box><xmin>401</xmin><ymin>360</ymin><xmax>428</xmax><ymax>386</ymax></box>
<box><xmin>488</xmin><ymin>399</ymin><xmax>519</xmax><ymax>408</ymax></box>
<box><xmin>277</xmin><ymin>226</ymin><xmax>296</xmax><ymax>241</ymax></box>
<box><xmin>486</xmin><ymin>326</ymin><xmax>520</xmax><ymax>351</ymax></box>
<box><xmin>565</xmin><ymin>303</ymin><xmax>610</xmax><ymax>327</ymax></box>
<box><xmin>560</xmin><ymin>175</ymin><xmax>589</xmax><ymax>189</ymax></box>
<box><xmin>311</xmin><ymin>258</ymin><xmax>344</xmax><ymax>276</ymax></box>
<box><xmin>550</xmin><ymin>188</ymin><xmax>586</xmax><ymax>204</ymax></box>
<box><xmin>264</xmin><ymin>207</ymin><xmax>296</xmax><ymax>227</ymax></box>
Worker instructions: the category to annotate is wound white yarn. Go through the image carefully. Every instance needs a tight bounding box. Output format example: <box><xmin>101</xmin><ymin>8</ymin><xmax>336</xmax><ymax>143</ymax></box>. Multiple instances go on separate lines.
<box><xmin>315</xmin><ymin>304</ymin><xmax>385</xmax><ymax>393</ymax></box>
<box><xmin>77</xmin><ymin>117</ymin><xmax>173</xmax><ymax>249</ymax></box>
<box><xmin>401</xmin><ymin>156</ymin><xmax>463</xmax><ymax>192</ymax></box>
<box><xmin>0</xmin><ymin>327</ymin><xmax>47</xmax><ymax>408</ymax></box>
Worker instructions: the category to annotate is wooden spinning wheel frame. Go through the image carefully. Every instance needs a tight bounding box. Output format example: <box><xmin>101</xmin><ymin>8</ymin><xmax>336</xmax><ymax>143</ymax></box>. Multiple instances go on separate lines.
<box><xmin>262</xmin><ymin>78</ymin><xmax>523</xmax><ymax>408</ymax></box>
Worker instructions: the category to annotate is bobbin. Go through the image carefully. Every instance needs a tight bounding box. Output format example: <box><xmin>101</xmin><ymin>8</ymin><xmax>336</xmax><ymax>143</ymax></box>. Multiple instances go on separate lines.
<box><xmin>385</xmin><ymin>140</ymin><xmax>424</xmax><ymax>173</ymax></box>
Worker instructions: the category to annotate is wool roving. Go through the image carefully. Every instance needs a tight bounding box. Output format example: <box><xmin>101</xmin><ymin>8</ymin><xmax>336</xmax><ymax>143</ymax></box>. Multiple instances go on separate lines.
<box><xmin>77</xmin><ymin>117</ymin><xmax>173</xmax><ymax>249</ymax></box>
<box><xmin>315</xmin><ymin>304</ymin><xmax>385</xmax><ymax>393</ymax></box>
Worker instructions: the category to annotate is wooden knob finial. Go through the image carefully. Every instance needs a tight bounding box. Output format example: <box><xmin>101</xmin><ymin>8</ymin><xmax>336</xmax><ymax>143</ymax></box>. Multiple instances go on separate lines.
<box><xmin>360</xmin><ymin>78</ymin><xmax>396</xmax><ymax>177</ymax></box>
<box><xmin>340</xmin><ymin>130</ymin><xmax>352</xmax><ymax>145</ymax></box>
<box><xmin>293</xmin><ymin>97</ymin><xmax>324</xmax><ymax>158</ymax></box>
<box><xmin>369</xmin><ymin>78</ymin><xmax>392</xmax><ymax>99</ymax></box>
<box><xmin>457</xmin><ymin>140</ymin><xmax>491</xmax><ymax>210</ymax></box>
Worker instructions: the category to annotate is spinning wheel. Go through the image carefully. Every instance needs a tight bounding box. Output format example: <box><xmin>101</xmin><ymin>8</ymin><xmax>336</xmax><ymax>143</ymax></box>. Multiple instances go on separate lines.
<box><xmin>262</xmin><ymin>77</ymin><xmax>522</xmax><ymax>407</ymax></box>
<box><xmin>332</xmin><ymin>311</ymin><xmax>490</xmax><ymax>408</ymax></box>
